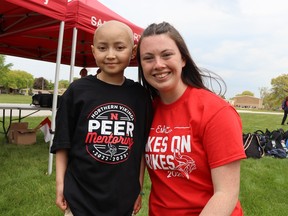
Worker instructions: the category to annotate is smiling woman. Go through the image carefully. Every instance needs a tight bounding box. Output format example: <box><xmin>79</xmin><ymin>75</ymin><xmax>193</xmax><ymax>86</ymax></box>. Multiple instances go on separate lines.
<box><xmin>137</xmin><ymin>22</ymin><xmax>246</xmax><ymax>216</ymax></box>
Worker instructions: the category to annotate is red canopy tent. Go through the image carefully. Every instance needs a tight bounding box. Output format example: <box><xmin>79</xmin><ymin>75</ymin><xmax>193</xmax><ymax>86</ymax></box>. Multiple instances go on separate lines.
<box><xmin>0</xmin><ymin>0</ymin><xmax>66</xmax><ymax>61</ymax></box>
<box><xmin>0</xmin><ymin>0</ymin><xmax>143</xmax><ymax>67</ymax></box>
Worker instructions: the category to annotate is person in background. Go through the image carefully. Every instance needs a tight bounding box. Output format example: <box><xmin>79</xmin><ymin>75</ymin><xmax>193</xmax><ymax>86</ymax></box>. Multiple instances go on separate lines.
<box><xmin>51</xmin><ymin>20</ymin><xmax>152</xmax><ymax>216</ymax></box>
<box><xmin>281</xmin><ymin>96</ymin><xmax>288</xmax><ymax>125</ymax></box>
<box><xmin>137</xmin><ymin>22</ymin><xmax>246</xmax><ymax>216</ymax></box>
<box><xmin>79</xmin><ymin>68</ymin><xmax>88</xmax><ymax>78</ymax></box>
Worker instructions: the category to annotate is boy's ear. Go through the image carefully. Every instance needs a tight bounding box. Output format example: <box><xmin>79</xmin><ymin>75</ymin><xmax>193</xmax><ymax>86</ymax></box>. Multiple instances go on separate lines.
<box><xmin>131</xmin><ymin>44</ymin><xmax>137</xmax><ymax>59</ymax></box>
<box><xmin>91</xmin><ymin>45</ymin><xmax>95</xmax><ymax>54</ymax></box>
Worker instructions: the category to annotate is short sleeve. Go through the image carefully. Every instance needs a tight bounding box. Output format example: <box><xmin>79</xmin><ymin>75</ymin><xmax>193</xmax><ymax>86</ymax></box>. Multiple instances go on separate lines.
<box><xmin>203</xmin><ymin>106</ymin><xmax>246</xmax><ymax>168</ymax></box>
<box><xmin>50</xmin><ymin>88</ymin><xmax>74</xmax><ymax>153</ymax></box>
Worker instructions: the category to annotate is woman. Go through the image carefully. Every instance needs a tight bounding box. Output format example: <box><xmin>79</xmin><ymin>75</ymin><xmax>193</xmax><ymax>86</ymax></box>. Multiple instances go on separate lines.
<box><xmin>281</xmin><ymin>96</ymin><xmax>288</xmax><ymax>125</ymax></box>
<box><xmin>137</xmin><ymin>22</ymin><xmax>246</xmax><ymax>215</ymax></box>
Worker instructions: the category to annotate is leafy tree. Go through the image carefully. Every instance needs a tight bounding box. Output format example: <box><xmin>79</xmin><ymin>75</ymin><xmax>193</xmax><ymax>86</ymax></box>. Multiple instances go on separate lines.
<box><xmin>259</xmin><ymin>87</ymin><xmax>273</xmax><ymax>109</ymax></box>
<box><xmin>267</xmin><ymin>74</ymin><xmax>288</xmax><ymax>109</ymax></box>
<box><xmin>47</xmin><ymin>80</ymin><xmax>54</xmax><ymax>90</ymax></box>
<box><xmin>1</xmin><ymin>70</ymin><xmax>33</xmax><ymax>90</ymax></box>
<box><xmin>58</xmin><ymin>80</ymin><xmax>70</xmax><ymax>89</ymax></box>
<box><xmin>236</xmin><ymin>90</ymin><xmax>254</xmax><ymax>96</ymax></box>
<box><xmin>270</xmin><ymin>74</ymin><xmax>288</xmax><ymax>99</ymax></box>
<box><xmin>263</xmin><ymin>92</ymin><xmax>276</xmax><ymax>110</ymax></box>
<box><xmin>259</xmin><ymin>87</ymin><xmax>269</xmax><ymax>99</ymax></box>
<box><xmin>14</xmin><ymin>70</ymin><xmax>33</xmax><ymax>89</ymax></box>
<box><xmin>0</xmin><ymin>55</ymin><xmax>13</xmax><ymax>86</ymax></box>
<box><xmin>33</xmin><ymin>77</ymin><xmax>49</xmax><ymax>90</ymax></box>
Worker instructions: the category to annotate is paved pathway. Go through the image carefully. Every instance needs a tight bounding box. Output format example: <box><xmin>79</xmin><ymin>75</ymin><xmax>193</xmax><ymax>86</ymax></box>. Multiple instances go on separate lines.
<box><xmin>237</xmin><ymin>110</ymin><xmax>282</xmax><ymax>115</ymax></box>
<box><xmin>0</xmin><ymin>103</ymin><xmax>52</xmax><ymax>117</ymax></box>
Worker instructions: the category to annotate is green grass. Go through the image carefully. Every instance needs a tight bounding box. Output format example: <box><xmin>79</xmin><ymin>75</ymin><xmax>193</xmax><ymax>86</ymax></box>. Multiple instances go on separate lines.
<box><xmin>0</xmin><ymin>99</ymin><xmax>288</xmax><ymax>215</ymax></box>
<box><xmin>0</xmin><ymin>139</ymin><xmax>58</xmax><ymax>215</ymax></box>
<box><xmin>240</xmin><ymin>158</ymin><xmax>288</xmax><ymax>216</ymax></box>
<box><xmin>0</xmin><ymin>117</ymin><xmax>59</xmax><ymax>215</ymax></box>
<box><xmin>240</xmin><ymin>112</ymin><xmax>285</xmax><ymax>133</ymax></box>
<box><xmin>0</xmin><ymin>94</ymin><xmax>32</xmax><ymax>104</ymax></box>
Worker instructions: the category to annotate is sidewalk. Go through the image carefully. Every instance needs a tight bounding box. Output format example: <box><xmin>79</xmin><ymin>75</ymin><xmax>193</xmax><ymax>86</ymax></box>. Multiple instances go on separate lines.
<box><xmin>237</xmin><ymin>110</ymin><xmax>282</xmax><ymax>115</ymax></box>
<box><xmin>0</xmin><ymin>103</ymin><xmax>52</xmax><ymax>117</ymax></box>
<box><xmin>3</xmin><ymin>109</ymin><xmax>52</xmax><ymax>117</ymax></box>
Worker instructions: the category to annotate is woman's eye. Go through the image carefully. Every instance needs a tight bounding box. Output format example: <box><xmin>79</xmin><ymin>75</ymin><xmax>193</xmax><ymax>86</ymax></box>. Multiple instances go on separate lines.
<box><xmin>162</xmin><ymin>52</ymin><xmax>173</xmax><ymax>58</ymax></box>
<box><xmin>142</xmin><ymin>56</ymin><xmax>153</xmax><ymax>61</ymax></box>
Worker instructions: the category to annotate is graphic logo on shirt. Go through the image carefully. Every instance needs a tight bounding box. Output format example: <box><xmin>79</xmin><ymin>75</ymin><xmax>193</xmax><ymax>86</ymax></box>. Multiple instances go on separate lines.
<box><xmin>85</xmin><ymin>103</ymin><xmax>135</xmax><ymax>164</ymax></box>
<box><xmin>145</xmin><ymin>124</ymin><xmax>196</xmax><ymax>179</ymax></box>
<box><xmin>173</xmin><ymin>149</ymin><xmax>196</xmax><ymax>179</ymax></box>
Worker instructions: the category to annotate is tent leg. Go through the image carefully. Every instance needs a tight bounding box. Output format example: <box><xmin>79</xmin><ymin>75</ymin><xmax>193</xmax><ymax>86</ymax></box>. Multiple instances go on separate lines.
<box><xmin>69</xmin><ymin>27</ymin><xmax>78</xmax><ymax>83</ymax></box>
<box><xmin>48</xmin><ymin>20</ymin><xmax>65</xmax><ymax>175</ymax></box>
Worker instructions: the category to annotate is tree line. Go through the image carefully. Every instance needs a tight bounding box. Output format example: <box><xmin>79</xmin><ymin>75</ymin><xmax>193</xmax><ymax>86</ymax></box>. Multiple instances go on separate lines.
<box><xmin>1</xmin><ymin>55</ymin><xmax>287</xmax><ymax>109</ymax></box>
<box><xmin>0</xmin><ymin>55</ymin><xmax>71</xmax><ymax>94</ymax></box>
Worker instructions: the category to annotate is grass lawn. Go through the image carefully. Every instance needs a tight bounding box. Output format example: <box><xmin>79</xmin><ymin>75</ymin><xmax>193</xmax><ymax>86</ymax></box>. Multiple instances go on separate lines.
<box><xmin>0</xmin><ymin>94</ymin><xmax>32</xmax><ymax>104</ymax></box>
<box><xmin>0</xmin><ymin>96</ymin><xmax>288</xmax><ymax>215</ymax></box>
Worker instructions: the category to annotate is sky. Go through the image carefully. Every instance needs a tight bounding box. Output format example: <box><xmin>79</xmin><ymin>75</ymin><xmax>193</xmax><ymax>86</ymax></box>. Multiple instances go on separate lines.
<box><xmin>5</xmin><ymin>0</ymin><xmax>288</xmax><ymax>99</ymax></box>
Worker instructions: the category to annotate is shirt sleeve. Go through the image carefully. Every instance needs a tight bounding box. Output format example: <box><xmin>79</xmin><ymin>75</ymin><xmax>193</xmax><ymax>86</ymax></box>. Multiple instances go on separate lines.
<box><xmin>50</xmin><ymin>88</ymin><xmax>75</xmax><ymax>153</ymax></box>
<box><xmin>203</xmin><ymin>106</ymin><xmax>246</xmax><ymax>168</ymax></box>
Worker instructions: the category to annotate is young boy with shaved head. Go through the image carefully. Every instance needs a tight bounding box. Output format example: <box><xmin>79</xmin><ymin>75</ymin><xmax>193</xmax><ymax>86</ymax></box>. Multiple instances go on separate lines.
<box><xmin>51</xmin><ymin>20</ymin><xmax>152</xmax><ymax>216</ymax></box>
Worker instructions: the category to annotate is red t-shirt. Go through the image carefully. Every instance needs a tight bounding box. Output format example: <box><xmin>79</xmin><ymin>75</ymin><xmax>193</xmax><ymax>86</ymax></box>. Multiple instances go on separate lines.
<box><xmin>145</xmin><ymin>87</ymin><xmax>246</xmax><ymax>216</ymax></box>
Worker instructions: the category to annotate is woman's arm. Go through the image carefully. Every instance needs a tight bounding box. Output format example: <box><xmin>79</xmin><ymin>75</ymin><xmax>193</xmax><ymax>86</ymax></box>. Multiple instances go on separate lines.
<box><xmin>133</xmin><ymin>154</ymin><xmax>146</xmax><ymax>215</ymax></box>
<box><xmin>200</xmin><ymin>160</ymin><xmax>241</xmax><ymax>216</ymax></box>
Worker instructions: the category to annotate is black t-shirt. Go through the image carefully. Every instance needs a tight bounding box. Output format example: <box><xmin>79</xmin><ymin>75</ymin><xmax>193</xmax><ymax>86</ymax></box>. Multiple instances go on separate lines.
<box><xmin>51</xmin><ymin>75</ymin><xmax>152</xmax><ymax>216</ymax></box>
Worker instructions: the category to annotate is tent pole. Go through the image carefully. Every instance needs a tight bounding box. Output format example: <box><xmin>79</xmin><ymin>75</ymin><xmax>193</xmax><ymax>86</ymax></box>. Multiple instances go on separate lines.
<box><xmin>48</xmin><ymin>20</ymin><xmax>65</xmax><ymax>175</ymax></box>
<box><xmin>69</xmin><ymin>27</ymin><xmax>78</xmax><ymax>83</ymax></box>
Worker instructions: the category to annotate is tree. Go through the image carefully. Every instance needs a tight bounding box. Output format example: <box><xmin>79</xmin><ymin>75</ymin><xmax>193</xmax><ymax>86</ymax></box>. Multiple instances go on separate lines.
<box><xmin>58</xmin><ymin>80</ymin><xmax>70</xmax><ymax>89</ymax></box>
<box><xmin>267</xmin><ymin>74</ymin><xmax>288</xmax><ymax>109</ymax></box>
<box><xmin>10</xmin><ymin>70</ymin><xmax>34</xmax><ymax>89</ymax></box>
<box><xmin>47</xmin><ymin>80</ymin><xmax>54</xmax><ymax>90</ymax></box>
<box><xmin>0</xmin><ymin>70</ymin><xmax>33</xmax><ymax>91</ymax></box>
<box><xmin>0</xmin><ymin>55</ymin><xmax>13</xmax><ymax>87</ymax></box>
<box><xmin>270</xmin><ymin>74</ymin><xmax>288</xmax><ymax>98</ymax></box>
<box><xmin>259</xmin><ymin>87</ymin><xmax>273</xmax><ymax>109</ymax></box>
<box><xmin>259</xmin><ymin>87</ymin><xmax>269</xmax><ymax>99</ymax></box>
<box><xmin>33</xmin><ymin>77</ymin><xmax>49</xmax><ymax>90</ymax></box>
<box><xmin>236</xmin><ymin>91</ymin><xmax>254</xmax><ymax>96</ymax></box>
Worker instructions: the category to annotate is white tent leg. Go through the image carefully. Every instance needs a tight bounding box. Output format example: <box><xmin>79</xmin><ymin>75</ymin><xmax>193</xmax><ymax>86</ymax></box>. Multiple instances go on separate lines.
<box><xmin>48</xmin><ymin>20</ymin><xmax>65</xmax><ymax>175</ymax></box>
<box><xmin>69</xmin><ymin>27</ymin><xmax>78</xmax><ymax>83</ymax></box>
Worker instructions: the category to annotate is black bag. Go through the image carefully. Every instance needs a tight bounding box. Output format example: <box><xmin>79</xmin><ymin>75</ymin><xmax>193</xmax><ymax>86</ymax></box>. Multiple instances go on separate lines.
<box><xmin>268</xmin><ymin>149</ymin><xmax>287</xmax><ymax>159</ymax></box>
<box><xmin>264</xmin><ymin>129</ymin><xmax>287</xmax><ymax>158</ymax></box>
<box><xmin>253</xmin><ymin>130</ymin><xmax>268</xmax><ymax>148</ymax></box>
<box><xmin>32</xmin><ymin>94</ymin><xmax>60</xmax><ymax>108</ymax></box>
<box><xmin>264</xmin><ymin>129</ymin><xmax>284</xmax><ymax>152</ymax></box>
<box><xmin>243</xmin><ymin>133</ymin><xmax>265</xmax><ymax>158</ymax></box>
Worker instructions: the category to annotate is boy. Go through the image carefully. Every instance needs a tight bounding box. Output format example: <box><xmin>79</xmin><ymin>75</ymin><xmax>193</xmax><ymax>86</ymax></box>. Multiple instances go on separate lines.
<box><xmin>51</xmin><ymin>20</ymin><xmax>152</xmax><ymax>216</ymax></box>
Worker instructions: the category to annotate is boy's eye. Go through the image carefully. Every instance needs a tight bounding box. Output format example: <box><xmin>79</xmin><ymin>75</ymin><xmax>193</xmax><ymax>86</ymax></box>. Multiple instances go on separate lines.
<box><xmin>116</xmin><ymin>45</ymin><xmax>125</xmax><ymax>51</ymax></box>
<box><xmin>97</xmin><ymin>46</ymin><xmax>107</xmax><ymax>51</ymax></box>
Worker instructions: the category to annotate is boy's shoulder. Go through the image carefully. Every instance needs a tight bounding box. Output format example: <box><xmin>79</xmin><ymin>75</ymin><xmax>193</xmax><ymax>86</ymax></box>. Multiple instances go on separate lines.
<box><xmin>124</xmin><ymin>78</ymin><xmax>149</xmax><ymax>95</ymax></box>
<box><xmin>125</xmin><ymin>78</ymin><xmax>137</xmax><ymax>85</ymax></box>
<box><xmin>124</xmin><ymin>78</ymin><xmax>142</xmax><ymax>88</ymax></box>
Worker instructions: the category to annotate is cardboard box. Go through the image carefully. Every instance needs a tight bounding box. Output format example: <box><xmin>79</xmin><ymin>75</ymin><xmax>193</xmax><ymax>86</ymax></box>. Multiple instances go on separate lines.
<box><xmin>8</xmin><ymin>122</ymin><xmax>36</xmax><ymax>145</ymax></box>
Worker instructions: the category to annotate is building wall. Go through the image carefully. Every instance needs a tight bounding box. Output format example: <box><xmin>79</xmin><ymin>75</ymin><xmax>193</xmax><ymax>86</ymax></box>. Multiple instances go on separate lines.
<box><xmin>233</xmin><ymin>95</ymin><xmax>263</xmax><ymax>109</ymax></box>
